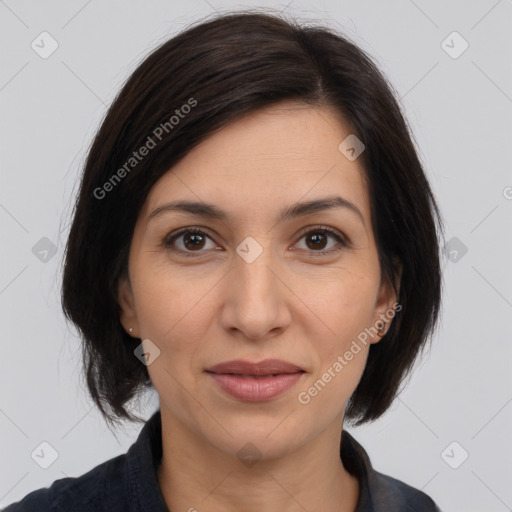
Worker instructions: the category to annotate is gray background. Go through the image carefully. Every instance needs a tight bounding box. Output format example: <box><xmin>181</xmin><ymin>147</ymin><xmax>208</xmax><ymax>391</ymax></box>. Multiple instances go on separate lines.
<box><xmin>1</xmin><ymin>1</ymin><xmax>511</xmax><ymax>511</ymax></box>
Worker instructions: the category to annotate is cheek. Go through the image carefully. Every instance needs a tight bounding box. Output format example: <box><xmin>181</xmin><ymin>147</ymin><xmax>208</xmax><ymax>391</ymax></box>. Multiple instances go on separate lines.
<box><xmin>133</xmin><ymin>272</ymin><xmax>210</xmax><ymax>408</ymax></box>
<box><xmin>297</xmin><ymin>279</ymin><xmax>373</xmax><ymax>420</ymax></box>
<box><xmin>298</xmin><ymin>269</ymin><xmax>377</xmax><ymax>393</ymax></box>
<box><xmin>301</xmin><ymin>266</ymin><xmax>378</xmax><ymax>340</ymax></box>
<box><xmin>133</xmin><ymin>260</ymin><xmax>216</xmax><ymax>342</ymax></box>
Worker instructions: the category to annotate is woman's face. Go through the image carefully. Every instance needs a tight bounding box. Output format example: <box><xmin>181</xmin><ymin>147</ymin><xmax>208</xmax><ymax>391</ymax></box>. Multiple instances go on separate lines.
<box><xmin>118</xmin><ymin>100</ymin><xmax>398</xmax><ymax>460</ymax></box>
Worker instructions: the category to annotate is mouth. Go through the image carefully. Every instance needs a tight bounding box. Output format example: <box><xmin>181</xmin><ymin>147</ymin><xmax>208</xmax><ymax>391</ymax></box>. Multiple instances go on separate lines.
<box><xmin>205</xmin><ymin>359</ymin><xmax>305</xmax><ymax>401</ymax></box>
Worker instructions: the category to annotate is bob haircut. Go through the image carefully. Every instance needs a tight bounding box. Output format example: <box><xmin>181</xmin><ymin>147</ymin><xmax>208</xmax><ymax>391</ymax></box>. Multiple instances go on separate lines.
<box><xmin>61</xmin><ymin>10</ymin><xmax>444</xmax><ymax>429</ymax></box>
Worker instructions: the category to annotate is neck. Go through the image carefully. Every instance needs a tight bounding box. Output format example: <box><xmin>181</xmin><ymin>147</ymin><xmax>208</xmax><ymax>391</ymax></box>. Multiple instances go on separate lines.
<box><xmin>156</xmin><ymin>407</ymin><xmax>360</xmax><ymax>512</ymax></box>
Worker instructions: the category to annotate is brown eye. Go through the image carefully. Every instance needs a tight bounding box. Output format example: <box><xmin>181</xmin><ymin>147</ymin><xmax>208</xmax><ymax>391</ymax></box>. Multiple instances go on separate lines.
<box><xmin>164</xmin><ymin>228</ymin><xmax>217</xmax><ymax>255</ymax></box>
<box><xmin>164</xmin><ymin>225</ymin><xmax>349</xmax><ymax>258</ymax></box>
<box><xmin>305</xmin><ymin>231</ymin><xmax>328</xmax><ymax>250</ymax></box>
<box><xmin>294</xmin><ymin>226</ymin><xmax>349</xmax><ymax>255</ymax></box>
<box><xmin>183</xmin><ymin>232</ymin><xmax>206</xmax><ymax>250</ymax></box>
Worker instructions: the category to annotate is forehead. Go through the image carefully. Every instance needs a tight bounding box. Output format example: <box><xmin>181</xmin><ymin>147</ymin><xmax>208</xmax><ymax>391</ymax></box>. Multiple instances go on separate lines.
<box><xmin>143</xmin><ymin>101</ymin><xmax>370</xmax><ymax>225</ymax></box>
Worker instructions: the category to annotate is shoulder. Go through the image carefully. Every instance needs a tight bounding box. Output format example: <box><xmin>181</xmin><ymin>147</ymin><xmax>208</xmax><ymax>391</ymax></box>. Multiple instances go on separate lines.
<box><xmin>3</xmin><ymin>411</ymin><xmax>164</xmax><ymax>512</ymax></box>
<box><xmin>2</xmin><ymin>453</ymin><xmax>127</xmax><ymax>512</ymax></box>
<box><xmin>369</xmin><ymin>470</ymin><xmax>442</xmax><ymax>511</ymax></box>
<box><xmin>341</xmin><ymin>430</ymin><xmax>442</xmax><ymax>512</ymax></box>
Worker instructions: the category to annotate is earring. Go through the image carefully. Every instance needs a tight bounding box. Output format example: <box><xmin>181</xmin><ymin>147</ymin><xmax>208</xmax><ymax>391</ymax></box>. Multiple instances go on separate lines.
<box><xmin>377</xmin><ymin>322</ymin><xmax>387</xmax><ymax>336</ymax></box>
<box><xmin>129</xmin><ymin>328</ymin><xmax>133</xmax><ymax>333</ymax></box>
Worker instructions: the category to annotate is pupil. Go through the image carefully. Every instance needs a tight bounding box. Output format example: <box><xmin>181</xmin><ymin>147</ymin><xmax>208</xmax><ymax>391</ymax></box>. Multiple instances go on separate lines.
<box><xmin>185</xmin><ymin>233</ymin><xmax>204</xmax><ymax>250</ymax></box>
<box><xmin>308</xmin><ymin>232</ymin><xmax>326</xmax><ymax>250</ymax></box>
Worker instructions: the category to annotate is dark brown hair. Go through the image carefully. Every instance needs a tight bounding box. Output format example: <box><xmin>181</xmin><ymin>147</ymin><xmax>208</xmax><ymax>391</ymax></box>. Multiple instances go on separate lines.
<box><xmin>61</xmin><ymin>9</ymin><xmax>444</xmax><ymax>429</ymax></box>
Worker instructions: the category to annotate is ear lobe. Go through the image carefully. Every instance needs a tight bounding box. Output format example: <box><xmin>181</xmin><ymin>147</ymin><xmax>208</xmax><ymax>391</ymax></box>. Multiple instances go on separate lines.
<box><xmin>117</xmin><ymin>276</ymin><xmax>139</xmax><ymax>335</ymax></box>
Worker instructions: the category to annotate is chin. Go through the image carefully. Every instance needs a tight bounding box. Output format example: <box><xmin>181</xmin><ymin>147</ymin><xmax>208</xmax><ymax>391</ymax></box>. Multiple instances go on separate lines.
<box><xmin>199</xmin><ymin>412</ymin><xmax>313</xmax><ymax>461</ymax></box>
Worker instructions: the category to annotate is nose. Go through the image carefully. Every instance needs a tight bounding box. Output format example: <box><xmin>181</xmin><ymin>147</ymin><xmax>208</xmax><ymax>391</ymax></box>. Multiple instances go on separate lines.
<box><xmin>220</xmin><ymin>240</ymin><xmax>291</xmax><ymax>341</ymax></box>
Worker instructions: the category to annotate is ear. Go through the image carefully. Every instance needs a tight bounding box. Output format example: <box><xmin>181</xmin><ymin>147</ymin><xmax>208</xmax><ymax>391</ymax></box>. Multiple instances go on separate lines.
<box><xmin>117</xmin><ymin>275</ymin><xmax>139</xmax><ymax>337</ymax></box>
<box><xmin>370</xmin><ymin>256</ymin><xmax>402</xmax><ymax>344</ymax></box>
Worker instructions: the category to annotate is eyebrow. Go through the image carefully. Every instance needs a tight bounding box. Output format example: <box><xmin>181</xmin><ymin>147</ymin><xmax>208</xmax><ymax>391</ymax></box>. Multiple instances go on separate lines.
<box><xmin>147</xmin><ymin>195</ymin><xmax>365</xmax><ymax>226</ymax></box>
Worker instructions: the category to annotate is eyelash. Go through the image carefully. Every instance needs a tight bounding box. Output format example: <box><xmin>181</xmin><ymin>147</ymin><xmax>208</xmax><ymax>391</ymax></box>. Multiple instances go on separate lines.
<box><xmin>163</xmin><ymin>225</ymin><xmax>350</xmax><ymax>258</ymax></box>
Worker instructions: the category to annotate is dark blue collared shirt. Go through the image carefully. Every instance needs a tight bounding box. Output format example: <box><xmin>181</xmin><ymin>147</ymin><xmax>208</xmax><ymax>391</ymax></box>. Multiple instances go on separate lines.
<box><xmin>4</xmin><ymin>409</ymin><xmax>442</xmax><ymax>511</ymax></box>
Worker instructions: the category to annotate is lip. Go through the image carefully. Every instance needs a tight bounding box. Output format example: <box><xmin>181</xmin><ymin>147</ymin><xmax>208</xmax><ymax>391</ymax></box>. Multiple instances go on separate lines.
<box><xmin>205</xmin><ymin>359</ymin><xmax>305</xmax><ymax>402</ymax></box>
<box><xmin>206</xmin><ymin>358</ymin><xmax>304</xmax><ymax>376</ymax></box>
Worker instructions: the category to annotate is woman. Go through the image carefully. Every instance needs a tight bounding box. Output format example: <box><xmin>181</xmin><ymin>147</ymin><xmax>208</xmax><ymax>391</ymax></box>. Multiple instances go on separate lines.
<box><xmin>5</xmin><ymin>10</ymin><xmax>444</xmax><ymax>512</ymax></box>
